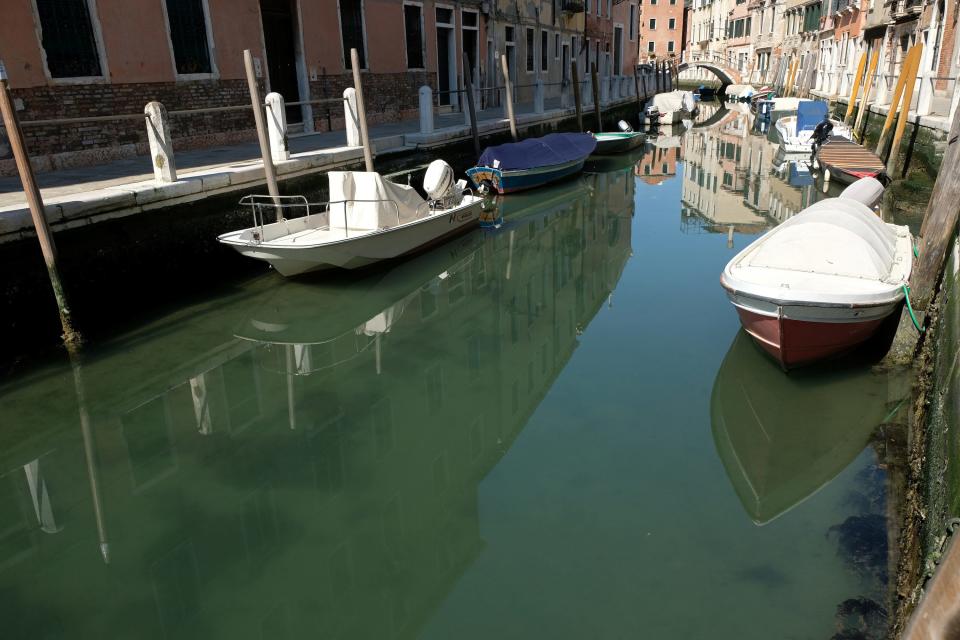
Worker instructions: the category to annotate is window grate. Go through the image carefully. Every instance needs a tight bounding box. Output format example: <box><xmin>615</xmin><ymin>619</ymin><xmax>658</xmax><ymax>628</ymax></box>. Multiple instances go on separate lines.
<box><xmin>165</xmin><ymin>0</ymin><xmax>212</xmax><ymax>75</ymax></box>
<box><xmin>36</xmin><ymin>0</ymin><xmax>102</xmax><ymax>78</ymax></box>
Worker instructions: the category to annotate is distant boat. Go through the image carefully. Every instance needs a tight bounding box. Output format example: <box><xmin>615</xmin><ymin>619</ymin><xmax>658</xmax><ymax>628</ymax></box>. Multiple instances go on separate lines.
<box><xmin>720</xmin><ymin>178</ymin><xmax>912</xmax><ymax>369</ymax></box>
<box><xmin>817</xmin><ymin>136</ymin><xmax>887</xmax><ymax>184</ymax></box>
<box><xmin>643</xmin><ymin>90</ymin><xmax>697</xmax><ymax>124</ymax></box>
<box><xmin>592</xmin><ymin>130</ymin><xmax>645</xmax><ymax>155</ymax></box>
<box><xmin>775</xmin><ymin>101</ymin><xmax>851</xmax><ymax>154</ymax></box>
<box><xmin>218</xmin><ymin>162</ymin><xmax>483</xmax><ymax>276</ymax></box>
<box><xmin>466</xmin><ymin>132</ymin><xmax>596</xmax><ymax>194</ymax></box>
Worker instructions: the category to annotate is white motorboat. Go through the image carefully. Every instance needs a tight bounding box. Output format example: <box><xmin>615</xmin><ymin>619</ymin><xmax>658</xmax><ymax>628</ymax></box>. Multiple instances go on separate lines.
<box><xmin>644</xmin><ymin>90</ymin><xmax>697</xmax><ymax>124</ymax></box>
<box><xmin>775</xmin><ymin>101</ymin><xmax>851</xmax><ymax>154</ymax></box>
<box><xmin>720</xmin><ymin>178</ymin><xmax>912</xmax><ymax>369</ymax></box>
<box><xmin>218</xmin><ymin>161</ymin><xmax>483</xmax><ymax>276</ymax></box>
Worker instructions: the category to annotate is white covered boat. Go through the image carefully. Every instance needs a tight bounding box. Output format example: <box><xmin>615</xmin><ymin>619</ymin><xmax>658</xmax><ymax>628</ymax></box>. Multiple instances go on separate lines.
<box><xmin>644</xmin><ymin>90</ymin><xmax>697</xmax><ymax>124</ymax></box>
<box><xmin>218</xmin><ymin>162</ymin><xmax>483</xmax><ymax>276</ymax></box>
<box><xmin>720</xmin><ymin>178</ymin><xmax>912</xmax><ymax>369</ymax></box>
<box><xmin>775</xmin><ymin>100</ymin><xmax>851</xmax><ymax>154</ymax></box>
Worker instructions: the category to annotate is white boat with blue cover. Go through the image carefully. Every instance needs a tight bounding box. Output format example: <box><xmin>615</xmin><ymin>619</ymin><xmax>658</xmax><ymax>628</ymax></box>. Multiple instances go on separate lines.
<box><xmin>466</xmin><ymin>133</ymin><xmax>596</xmax><ymax>194</ymax></box>
<box><xmin>775</xmin><ymin>101</ymin><xmax>851</xmax><ymax>154</ymax></box>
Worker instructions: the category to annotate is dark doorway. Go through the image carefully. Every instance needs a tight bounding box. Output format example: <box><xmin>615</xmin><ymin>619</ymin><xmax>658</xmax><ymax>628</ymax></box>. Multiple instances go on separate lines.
<box><xmin>437</xmin><ymin>27</ymin><xmax>452</xmax><ymax>106</ymax></box>
<box><xmin>260</xmin><ymin>0</ymin><xmax>302</xmax><ymax>123</ymax></box>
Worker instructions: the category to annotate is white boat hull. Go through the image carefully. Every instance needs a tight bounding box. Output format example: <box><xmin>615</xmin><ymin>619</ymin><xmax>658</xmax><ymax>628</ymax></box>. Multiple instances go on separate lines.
<box><xmin>220</xmin><ymin>196</ymin><xmax>483</xmax><ymax>276</ymax></box>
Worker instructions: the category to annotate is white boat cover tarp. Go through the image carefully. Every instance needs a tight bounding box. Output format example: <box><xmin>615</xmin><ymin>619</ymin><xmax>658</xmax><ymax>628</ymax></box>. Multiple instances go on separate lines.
<box><xmin>735</xmin><ymin>198</ymin><xmax>901</xmax><ymax>283</ymax></box>
<box><xmin>329</xmin><ymin>171</ymin><xmax>427</xmax><ymax>232</ymax></box>
<box><xmin>651</xmin><ymin>90</ymin><xmax>695</xmax><ymax>114</ymax></box>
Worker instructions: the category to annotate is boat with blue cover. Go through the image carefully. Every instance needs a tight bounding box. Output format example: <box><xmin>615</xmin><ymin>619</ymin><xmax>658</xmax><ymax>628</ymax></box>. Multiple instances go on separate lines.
<box><xmin>466</xmin><ymin>132</ymin><xmax>596</xmax><ymax>194</ymax></box>
<box><xmin>775</xmin><ymin>100</ymin><xmax>851</xmax><ymax>154</ymax></box>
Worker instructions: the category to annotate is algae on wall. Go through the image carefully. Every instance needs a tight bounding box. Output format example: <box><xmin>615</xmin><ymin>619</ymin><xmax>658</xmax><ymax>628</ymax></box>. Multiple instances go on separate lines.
<box><xmin>920</xmin><ymin>234</ymin><xmax>960</xmax><ymax>557</ymax></box>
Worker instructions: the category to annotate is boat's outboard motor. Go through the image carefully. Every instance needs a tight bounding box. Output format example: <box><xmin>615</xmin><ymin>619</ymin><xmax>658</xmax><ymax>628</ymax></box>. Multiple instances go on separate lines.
<box><xmin>645</xmin><ymin>105</ymin><xmax>661</xmax><ymax>126</ymax></box>
<box><xmin>812</xmin><ymin>117</ymin><xmax>834</xmax><ymax>151</ymax></box>
<box><xmin>839</xmin><ymin>177</ymin><xmax>885</xmax><ymax>209</ymax></box>
<box><xmin>618</xmin><ymin>120</ymin><xmax>634</xmax><ymax>133</ymax></box>
<box><xmin>424</xmin><ymin>159</ymin><xmax>464</xmax><ymax>208</ymax></box>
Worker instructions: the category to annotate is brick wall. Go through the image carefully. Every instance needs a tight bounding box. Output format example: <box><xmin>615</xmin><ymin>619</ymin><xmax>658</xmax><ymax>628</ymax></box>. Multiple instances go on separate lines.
<box><xmin>0</xmin><ymin>79</ymin><xmax>261</xmax><ymax>176</ymax></box>
<box><xmin>0</xmin><ymin>72</ymin><xmax>436</xmax><ymax>176</ymax></box>
<box><xmin>307</xmin><ymin>71</ymin><xmax>436</xmax><ymax>132</ymax></box>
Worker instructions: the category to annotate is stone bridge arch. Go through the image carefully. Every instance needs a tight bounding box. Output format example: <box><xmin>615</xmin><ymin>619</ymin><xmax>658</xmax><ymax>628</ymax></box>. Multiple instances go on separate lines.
<box><xmin>677</xmin><ymin>59</ymin><xmax>742</xmax><ymax>86</ymax></box>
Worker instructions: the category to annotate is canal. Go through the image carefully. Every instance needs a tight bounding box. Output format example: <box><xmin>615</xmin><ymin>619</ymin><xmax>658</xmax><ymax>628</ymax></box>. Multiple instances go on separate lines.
<box><xmin>0</xmin><ymin>102</ymin><xmax>906</xmax><ymax>639</ymax></box>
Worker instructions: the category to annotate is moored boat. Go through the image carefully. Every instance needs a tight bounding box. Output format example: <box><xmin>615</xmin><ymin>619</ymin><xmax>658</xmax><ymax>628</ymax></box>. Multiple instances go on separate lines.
<box><xmin>592</xmin><ymin>130</ymin><xmax>645</xmax><ymax>155</ymax></box>
<box><xmin>218</xmin><ymin>161</ymin><xmax>483</xmax><ymax>276</ymax></box>
<box><xmin>466</xmin><ymin>132</ymin><xmax>596</xmax><ymax>194</ymax></box>
<box><xmin>775</xmin><ymin>101</ymin><xmax>851</xmax><ymax>154</ymax></box>
<box><xmin>643</xmin><ymin>90</ymin><xmax>697</xmax><ymax>124</ymax></box>
<box><xmin>720</xmin><ymin>178</ymin><xmax>912</xmax><ymax>369</ymax></box>
<box><xmin>816</xmin><ymin>137</ymin><xmax>887</xmax><ymax>184</ymax></box>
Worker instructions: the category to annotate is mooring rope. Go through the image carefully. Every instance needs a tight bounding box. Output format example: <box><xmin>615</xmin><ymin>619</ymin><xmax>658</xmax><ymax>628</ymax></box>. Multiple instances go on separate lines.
<box><xmin>903</xmin><ymin>284</ymin><xmax>924</xmax><ymax>333</ymax></box>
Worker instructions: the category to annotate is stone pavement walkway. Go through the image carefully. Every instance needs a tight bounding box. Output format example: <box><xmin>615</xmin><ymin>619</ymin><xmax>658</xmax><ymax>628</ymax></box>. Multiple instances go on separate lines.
<box><xmin>0</xmin><ymin>96</ymin><xmax>578</xmax><ymax>210</ymax></box>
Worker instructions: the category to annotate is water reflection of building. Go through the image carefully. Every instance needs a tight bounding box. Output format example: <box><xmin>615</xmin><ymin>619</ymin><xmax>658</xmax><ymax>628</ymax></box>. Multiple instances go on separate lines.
<box><xmin>0</xmin><ymin>170</ymin><xmax>634</xmax><ymax>639</ymax></box>
<box><xmin>635</xmin><ymin>143</ymin><xmax>681</xmax><ymax>185</ymax></box>
<box><xmin>681</xmin><ymin>104</ymin><xmax>777</xmax><ymax>235</ymax></box>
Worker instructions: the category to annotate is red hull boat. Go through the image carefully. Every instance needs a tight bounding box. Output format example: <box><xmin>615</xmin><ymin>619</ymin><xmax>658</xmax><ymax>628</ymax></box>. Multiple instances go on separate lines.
<box><xmin>720</xmin><ymin>178</ymin><xmax>912</xmax><ymax>369</ymax></box>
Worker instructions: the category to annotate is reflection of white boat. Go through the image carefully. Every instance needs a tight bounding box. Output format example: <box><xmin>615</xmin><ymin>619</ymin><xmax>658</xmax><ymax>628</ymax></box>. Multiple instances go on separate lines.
<box><xmin>218</xmin><ymin>162</ymin><xmax>483</xmax><ymax>276</ymax></box>
<box><xmin>711</xmin><ymin>331</ymin><xmax>891</xmax><ymax>524</ymax></box>
<box><xmin>775</xmin><ymin>101</ymin><xmax>851</xmax><ymax>154</ymax></box>
<box><xmin>644</xmin><ymin>90</ymin><xmax>697</xmax><ymax>124</ymax></box>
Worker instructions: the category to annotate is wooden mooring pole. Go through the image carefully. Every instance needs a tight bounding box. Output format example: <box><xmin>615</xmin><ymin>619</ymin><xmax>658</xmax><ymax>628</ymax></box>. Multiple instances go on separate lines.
<box><xmin>350</xmin><ymin>48</ymin><xmax>374</xmax><ymax>172</ymax></box>
<box><xmin>463</xmin><ymin>61</ymin><xmax>480</xmax><ymax>158</ymax></box>
<box><xmin>853</xmin><ymin>49</ymin><xmax>879</xmax><ymax>141</ymax></box>
<box><xmin>876</xmin><ymin>45</ymin><xmax>919</xmax><ymax>156</ymax></box>
<box><xmin>243</xmin><ymin>50</ymin><xmax>281</xmax><ymax>217</ymax></box>
<box><xmin>843</xmin><ymin>52</ymin><xmax>868</xmax><ymax>126</ymax></box>
<box><xmin>500</xmin><ymin>54</ymin><xmax>518</xmax><ymax>141</ymax></box>
<box><xmin>572</xmin><ymin>62</ymin><xmax>584</xmax><ymax>132</ymax></box>
<box><xmin>0</xmin><ymin>60</ymin><xmax>79</xmax><ymax>345</ymax></box>
<box><xmin>887</xmin><ymin>42</ymin><xmax>923</xmax><ymax>178</ymax></box>
<box><xmin>591</xmin><ymin>62</ymin><xmax>602</xmax><ymax>132</ymax></box>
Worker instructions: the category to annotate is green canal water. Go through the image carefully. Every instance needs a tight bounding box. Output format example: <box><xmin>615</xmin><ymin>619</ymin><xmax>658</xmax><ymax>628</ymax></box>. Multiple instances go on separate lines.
<box><xmin>1</xmin><ymin>105</ymin><xmax>903</xmax><ymax>639</ymax></box>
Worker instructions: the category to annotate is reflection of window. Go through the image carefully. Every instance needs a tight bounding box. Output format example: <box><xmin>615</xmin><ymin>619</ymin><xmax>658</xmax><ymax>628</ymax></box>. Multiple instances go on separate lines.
<box><xmin>425</xmin><ymin>365</ymin><xmax>444</xmax><ymax>412</ymax></box>
<box><xmin>165</xmin><ymin>0</ymin><xmax>213</xmax><ymax>75</ymax></box>
<box><xmin>470</xmin><ymin>417</ymin><xmax>484</xmax><ymax>461</ymax></box>
<box><xmin>447</xmin><ymin>270</ymin><xmax>465</xmax><ymax>304</ymax></box>
<box><xmin>309</xmin><ymin>418</ymin><xmax>345</xmax><ymax>494</ymax></box>
<box><xmin>35</xmin><ymin>0</ymin><xmax>103</xmax><ymax>78</ymax></box>
<box><xmin>467</xmin><ymin>336</ymin><xmax>480</xmax><ymax>373</ymax></box>
<box><xmin>432</xmin><ymin>453</ymin><xmax>448</xmax><ymax>494</ymax></box>
<box><xmin>372</xmin><ymin>398</ymin><xmax>394</xmax><ymax>458</ymax></box>
<box><xmin>221</xmin><ymin>352</ymin><xmax>261</xmax><ymax>433</ymax></box>
<box><xmin>648</xmin><ymin>41</ymin><xmax>655</xmax><ymax>53</ymax></box>
<box><xmin>123</xmin><ymin>396</ymin><xmax>176</xmax><ymax>490</ymax></box>
<box><xmin>0</xmin><ymin>475</ymin><xmax>33</xmax><ymax>569</ymax></box>
<box><xmin>420</xmin><ymin>284</ymin><xmax>438</xmax><ymax>319</ymax></box>
<box><xmin>151</xmin><ymin>541</ymin><xmax>200</xmax><ymax>633</ymax></box>
<box><xmin>241</xmin><ymin>484</ymin><xmax>279</xmax><ymax>560</ymax></box>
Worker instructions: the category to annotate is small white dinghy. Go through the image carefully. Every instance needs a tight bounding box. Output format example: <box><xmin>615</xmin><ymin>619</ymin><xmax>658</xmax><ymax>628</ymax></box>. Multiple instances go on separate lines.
<box><xmin>720</xmin><ymin>178</ymin><xmax>912</xmax><ymax>369</ymax></box>
<box><xmin>218</xmin><ymin>161</ymin><xmax>483</xmax><ymax>276</ymax></box>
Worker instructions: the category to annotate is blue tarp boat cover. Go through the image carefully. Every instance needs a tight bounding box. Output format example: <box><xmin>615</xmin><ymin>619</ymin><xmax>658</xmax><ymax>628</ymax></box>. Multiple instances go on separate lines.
<box><xmin>797</xmin><ymin>101</ymin><xmax>829</xmax><ymax>132</ymax></box>
<box><xmin>477</xmin><ymin>133</ymin><xmax>597</xmax><ymax>171</ymax></box>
